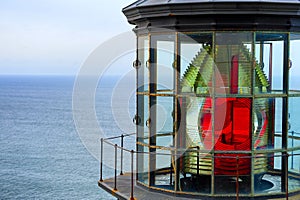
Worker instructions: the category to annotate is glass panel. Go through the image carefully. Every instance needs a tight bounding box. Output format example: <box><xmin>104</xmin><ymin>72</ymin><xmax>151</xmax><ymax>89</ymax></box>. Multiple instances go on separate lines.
<box><xmin>214</xmin><ymin>153</ymin><xmax>251</xmax><ymax>195</ymax></box>
<box><xmin>155</xmin><ymin>147</ymin><xmax>173</xmax><ymax>188</ymax></box>
<box><xmin>155</xmin><ymin>96</ymin><xmax>174</xmax><ymax>186</ymax></box>
<box><xmin>274</xmin><ymin>98</ymin><xmax>283</xmax><ymax>150</ymax></box>
<box><xmin>290</xmin><ymin>33</ymin><xmax>300</xmax><ymax>95</ymax></box>
<box><xmin>201</xmin><ymin>98</ymin><xmax>252</xmax><ymax>152</ymax></box>
<box><xmin>274</xmin><ymin>152</ymin><xmax>282</xmax><ymax>170</ymax></box>
<box><xmin>253</xmin><ymin>98</ymin><xmax>274</xmax><ymax>150</ymax></box>
<box><xmin>253</xmin><ymin>153</ymin><xmax>280</xmax><ymax>195</ymax></box>
<box><xmin>255</xmin><ymin>33</ymin><xmax>286</xmax><ymax>94</ymax></box>
<box><xmin>215</xmin><ymin>32</ymin><xmax>253</xmax><ymax>94</ymax></box>
<box><xmin>179</xmin><ymin>33</ymin><xmax>213</xmax><ymax>94</ymax></box>
<box><xmin>288</xmin><ymin>97</ymin><xmax>300</xmax><ymax>191</ymax></box>
<box><xmin>137</xmin><ymin>145</ymin><xmax>149</xmax><ymax>184</ymax></box>
<box><xmin>137</xmin><ymin>95</ymin><xmax>149</xmax><ymax>144</ymax></box>
<box><xmin>254</xmin><ymin>98</ymin><xmax>283</xmax><ymax>150</ymax></box>
<box><xmin>289</xmin><ymin>150</ymin><xmax>300</xmax><ymax>174</ymax></box>
<box><xmin>137</xmin><ymin>36</ymin><xmax>149</xmax><ymax>92</ymax></box>
<box><xmin>180</xmin><ymin>95</ymin><xmax>213</xmax><ymax>194</ymax></box>
<box><xmin>180</xmin><ymin>149</ymin><xmax>212</xmax><ymax>194</ymax></box>
<box><xmin>152</xmin><ymin>34</ymin><xmax>175</xmax><ymax>93</ymax></box>
<box><xmin>144</xmin><ymin>95</ymin><xmax>149</xmax><ymax>141</ymax></box>
<box><xmin>156</xmin><ymin>96</ymin><xmax>174</xmax><ymax>136</ymax></box>
<box><xmin>288</xmin><ymin>97</ymin><xmax>300</xmax><ymax>148</ymax></box>
<box><xmin>137</xmin><ymin>94</ymin><xmax>149</xmax><ymax>183</ymax></box>
<box><xmin>185</xmin><ymin>97</ymin><xmax>206</xmax><ymax>149</ymax></box>
<box><xmin>288</xmin><ymin>151</ymin><xmax>300</xmax><ymax>192</ymax></box>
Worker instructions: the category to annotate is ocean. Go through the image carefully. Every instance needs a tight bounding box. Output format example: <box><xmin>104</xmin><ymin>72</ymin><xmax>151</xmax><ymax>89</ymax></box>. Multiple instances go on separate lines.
<box><xmin>0</xmin><ymin>75</ymin><xmax>299</xmax><ymax>199</ymax></box>
<box><xmin>0</xmin><ymin>75</ymin><xmax>128</xmax><ymax>200</ymax></box>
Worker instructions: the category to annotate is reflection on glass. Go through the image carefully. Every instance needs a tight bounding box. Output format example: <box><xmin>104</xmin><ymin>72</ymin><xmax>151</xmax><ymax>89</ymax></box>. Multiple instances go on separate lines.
<box><xmin>153</xmin><ymin>96</ymin><xmax>174</xmax><ymax>186</ymax></box>
<box><xmin>137</xmin><ymin>36</ymin><xmax>149</xmax><ymax>92</ymax></box>
<box><xmin>200</xmin><ymin>98</ymin><xmax>252</xmax><ymax>152</ymax></box>
<box><xmin>290</xmin><ymin>34</ymin><xmax>300</xmax><ymax>93</ymax></box>
<box><xmin>274</xmin><ymin>152</ymin><xmax>282</xmax><ymax>170</ymax></box>
<box><xmin>155</xmin><ymin>149</ymin><xmax>173</xmax><ymax>187</ymax></box>
<box><xmin>288</xmin><ymin>152</ymin><xmax>300</xmax><ymax>192</ymax></box>
<box><xmin>137</xmin><ymin>94</ymin><xmax>149</xmax><ymax>183</ymax></box>
<box><xmin>214</xmin><ymin>162</ymin><xmax>251</xmax><ymax>195</ymax></box>
<box><xmin>156</xmin><ymin>96</ymin><xmax>173</xmax><ymax>135</ymax></box>
<box><xmin>255</xmin><ymin>33</ymin><xmax>286</xmax><ymax>94</ymax></box>
<box><xmin>253</xmin><ymin>153</ymin><xmax>279</xmax><ymax>195</ymax></box>
<box><xmin>288</xmin><ymin>97</ymin><xmax>300</xmax><ymax>188</ymax></box>
<box><xmin>137</xmin><ymin>145</ymin><xmax>149</xmax><ymax>184</ymax></box>
<box><xmin>155</xmin><ymin>35</ymin><xmax>175</xmax><ymax>92</ymax></box>
<box><xmin>215</xmin><ymin>32</ymin><xmax>253</xmax><ymax>94</ymax></box>
<box><xmin>289</xmin><ymin>151</ymin><xmax>300</xmax><ymax>174</ymax></box>
<box><xmin>288</xmin><ymin>97</ymin><xmax>300</xmax><ymax>148</ymax></box>
<box><xmin>180</xmin><ymin>33</ymin><xmax>213</xmax><ymax>94</ymax></box>
<box><xmin>274</xmin><ymin>98</ymin><xmax>283</xmax><ymax>150</ymax></box>
<box><xmin>136</xmin><ymin>95</ymin><xmax>148</xmax><ymax>144</ymax></box>
<box><xmin>253</xmin><ymin>98</ymin><xmax>273</xmax><ymax>150</ymax></box>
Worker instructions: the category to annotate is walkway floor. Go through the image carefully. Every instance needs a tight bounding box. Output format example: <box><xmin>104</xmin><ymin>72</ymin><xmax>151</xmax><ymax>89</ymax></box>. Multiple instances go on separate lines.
<box><xmin>98</xmin><ymin>173</ymin><xmax>300</xmax><ymax>200</ymax></box>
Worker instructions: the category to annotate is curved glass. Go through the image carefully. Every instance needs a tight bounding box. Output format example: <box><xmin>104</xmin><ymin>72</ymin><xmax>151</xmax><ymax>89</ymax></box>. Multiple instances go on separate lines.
<box><xmin>137</xmin><ymin>35</ymin><xmax>150</xmax><ymax>184</ymax></box>
<box><xmin>254</xmin><ymin>33</ymin><xmax>287</xmax><ymax>94</ymax></box>
<box><xmin>137</xmin><ymin>35</ymin><xmax>149</xmax><ymax>93</ymax></box>
<box><xmin>215</xmin><ymin>32</ymin><xmax>253</xmax><ymax>95</ymax></box>
<box><xmin>151</xmin><ymin>34</ymin><xmax>175</xmax><ymax>94</ymax></box>
<box><xmin>179</xmin><ymin>33</ymin><xmax>213</xmax><ymax>95</ymax></box>
<box><xmin>288</xmin><ymin>34</ymin><xmax>300</xmax><ymax>194</ymax></box>
<box><xmin>290</xmin><ymin>33</ymin><xmax>300</xmax><ymax>95</ymax></box>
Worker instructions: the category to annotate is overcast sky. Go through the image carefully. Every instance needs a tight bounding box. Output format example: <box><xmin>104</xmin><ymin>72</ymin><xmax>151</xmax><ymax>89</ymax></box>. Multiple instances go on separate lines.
<box><xmin>0</xmin><ymin>0</ymin><xmax>134</xmax><ymax>75</ymax></box>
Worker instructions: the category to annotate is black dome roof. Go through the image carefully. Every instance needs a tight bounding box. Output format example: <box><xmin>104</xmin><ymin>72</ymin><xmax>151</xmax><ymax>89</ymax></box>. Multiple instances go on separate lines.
<box><xmin>123</xmin><ymin>0</ymin><xmax>300</xmax><ymax>32</ymax></box>
<box><xmin>124</xmin><ymin>0</ymin><xmax>300</xmax><ymax>9</ymax></box>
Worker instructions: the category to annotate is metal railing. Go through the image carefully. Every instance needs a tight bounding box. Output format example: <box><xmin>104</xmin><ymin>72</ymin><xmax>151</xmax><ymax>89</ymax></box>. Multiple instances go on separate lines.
<box><xmin>100</xmin><ymin>133</ymin><xmax>136</xmax><ymax>200</ymax></box>
<box><xmin>99</xmin><ymin>132</ymin><xmax>300</xmax><ymax>200</ymax></box>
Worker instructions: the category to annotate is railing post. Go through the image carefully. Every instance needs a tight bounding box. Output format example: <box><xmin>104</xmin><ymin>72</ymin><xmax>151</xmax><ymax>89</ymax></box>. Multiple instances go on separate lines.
<box><xmin>100</xmin><ymin>138</ymin><xmax>103</xmax><ymax>182</ymax></box>
<box><xmin>120</xmin><ymin>134</ymin><xmax>124</xmax><ymax>175</ymax></box>
<box><xmin>130</xmin><ymin>150</ymin><xmax>135</xmax><ymax>200</ymax></box>
<box><xmin>236</xmin><ymin>156</ymin><xmax>239</xmax><ymax>200</ymax></box>
<box><xmin>197</xmin><ymin>146</ymin><xmax>200</xmax><ymax>176</ymax></box>
<box><xmin>291</xmin><ymin>131</ymin><xmax>294</xmax><ymax>169</ymax></box>
<box><xmin>169</xmin><ymin>148</ymin><xmax>173</xmax><ymax>185</ymax></box>
<box><xmin>114</xmin><ymin>144</ymin><xmax>118</xmax><ymax>191</ymax></box>
<box><xmin>286</xmin><ymin>153</ymin><xmax>289</xmax><ymax>200</ymax></box>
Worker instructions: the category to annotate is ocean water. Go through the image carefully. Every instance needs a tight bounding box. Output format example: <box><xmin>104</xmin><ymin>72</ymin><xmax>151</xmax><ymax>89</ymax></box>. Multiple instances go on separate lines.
<box><xmin>0</xmin><ymin>75</ymin><xmax>122</xmax><ymax>200</ymax></box>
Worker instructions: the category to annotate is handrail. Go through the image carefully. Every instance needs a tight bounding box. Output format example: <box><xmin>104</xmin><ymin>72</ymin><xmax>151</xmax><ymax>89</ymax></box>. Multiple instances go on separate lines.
<box><xmin>103</xmin><ymin>139</ymin><xmax>133</xmax><ymax>153</ymax></box>
<box><xmin>103</xmin><ymin>136</ymin><xmax>300</xmax><ymax>158</ymax></box>
<box><xmin>103</xmin><ymin>132</ymin><xmax>135</xmax><ymax>141</ymax></box>
<box><xmin>100</xmin><ymin>133</ymin><xmax>300</xmax><ymax>200</ymax></box>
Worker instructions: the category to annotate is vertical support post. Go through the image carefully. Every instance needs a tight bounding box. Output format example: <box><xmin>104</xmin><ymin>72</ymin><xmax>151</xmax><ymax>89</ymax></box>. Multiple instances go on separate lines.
<box><xmin>100</xmin><ymin>138</ymin><xmax>103</xmax><ymax>182</ymax></box>
<box><xmin>211</xmin><ymin>32</ymin><xmax>216</xmax><ymax>196</ymax></box>
<box><xmin>251</xmin><ymin>32</ymin><xmax>256</xmax><ymax>196</ymax></box>
<box><xmin>120</xmin><ymin>134</ymin><xmax>124</xmax><ymax>175</ymax></box>
<box><xmin>130</xmin><ymin>150</ymin><xmax>135</xmax><ymax>200</ymax></box>
<box><xmin>149</xmin><ymin>35</ymin><xmax>157</xmax><ymax>186</ymax></box>
<box><xmin>114</xmin><ymin>144</ymin><xmax>118</xmax><ymax>191</ymax></box>
<box><xmin>269</xmin><ymin>43</ymin><xmax>273</xmax><ymax>88</ymax></box>
<box><xmin>174</xmin><ymin>32</ymin><xmax>181</xmax><ymax>192</ymax></box>
<box><xmin>282</xmin><ymin>33</ymin><xmax>289</xmax><ymax>195</ymax></box>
